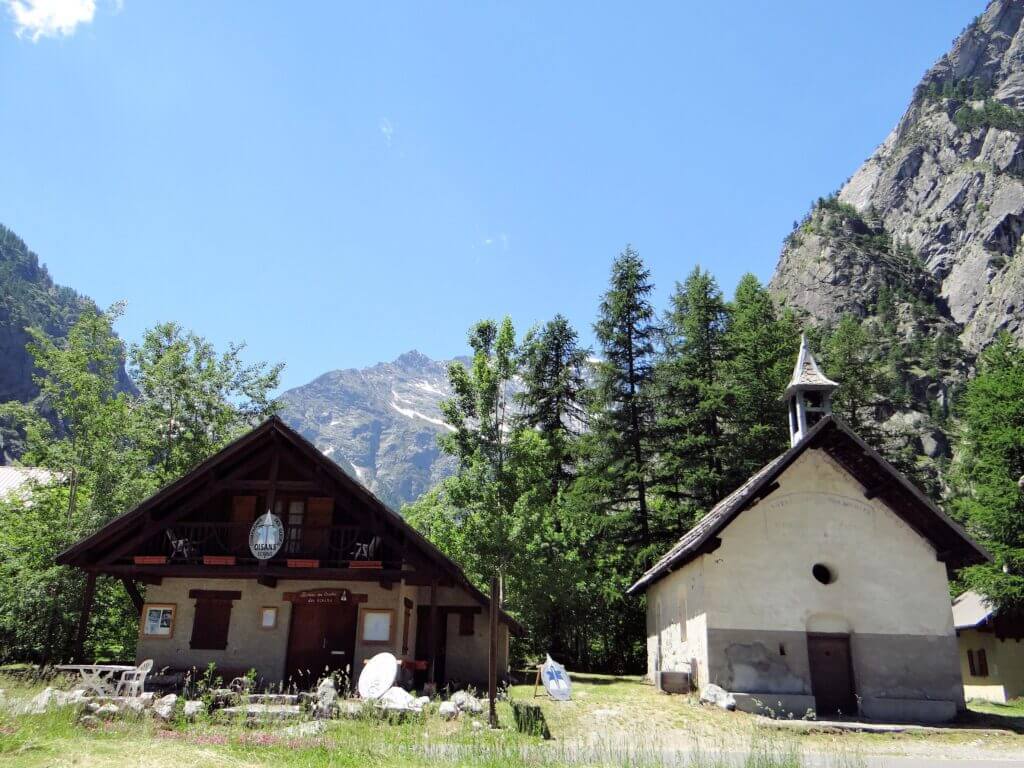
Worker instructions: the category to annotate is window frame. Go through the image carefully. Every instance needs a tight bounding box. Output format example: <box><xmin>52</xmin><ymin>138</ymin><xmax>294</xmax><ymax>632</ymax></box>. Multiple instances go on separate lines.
<box><xmin>360</xmin><ymin>608</ymin><xmax>395</xmax><ymax>645</ymax></box>
<box><xmin>139</xmin><ymin>603</ymin><xmax>176</xmax><ymax>639</ymax></box>
<box><xmin>458</xmin><ymin>611</ymin><xmax>475</xmax><ymax>637</ymax></box>
<box><xmin>259</xmin><ymin>606</ymin><xmax>278</xmax><ymax>630</ymax></box>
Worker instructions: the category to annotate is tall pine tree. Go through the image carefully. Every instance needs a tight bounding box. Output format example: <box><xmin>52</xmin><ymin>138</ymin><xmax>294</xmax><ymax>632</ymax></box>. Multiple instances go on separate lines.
<box><xmin>587</xmin><ymin>246</ymin><xmax>658</xmax><ymax>552</ymax></box>
<box><xmin>722</xmin><ymin>274</ymin><xmax>799</xmax><ymax>484</ymax></box>
<box><xmin>651</xmin><ymin>267</ymin><xmax>730</xmax><ymax>541</ymax></box>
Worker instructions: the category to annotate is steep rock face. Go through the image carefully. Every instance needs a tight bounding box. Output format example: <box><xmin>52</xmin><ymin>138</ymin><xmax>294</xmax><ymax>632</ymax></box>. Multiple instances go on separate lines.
<box><xmin>278</xmin><ymin>351</ymin><xmax>461</xmax><ymax>510</ymax></box>
<box><xmin>772</xmin><ymin>0</ymin><xmax>1024</xmax><ymax>352</ymax></box>
<box><xmin>0</xmin><ymin>224</ymin><xmax>108</xmax><ymax>462</ymax></box>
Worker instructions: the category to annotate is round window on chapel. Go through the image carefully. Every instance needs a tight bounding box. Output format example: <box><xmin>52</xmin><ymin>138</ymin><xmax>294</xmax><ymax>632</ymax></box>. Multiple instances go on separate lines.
<box><xmin>812</xmin><ymin>563</ymin><xmax>835</xmax><ymax>585</ymax></box>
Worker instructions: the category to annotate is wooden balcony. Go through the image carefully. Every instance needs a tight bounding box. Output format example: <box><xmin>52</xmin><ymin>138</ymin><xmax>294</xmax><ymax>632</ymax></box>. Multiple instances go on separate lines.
<box><xmin>129</xmin><ymin>522</ymin><xmax>389</xmax><ymax>570</ymax></box>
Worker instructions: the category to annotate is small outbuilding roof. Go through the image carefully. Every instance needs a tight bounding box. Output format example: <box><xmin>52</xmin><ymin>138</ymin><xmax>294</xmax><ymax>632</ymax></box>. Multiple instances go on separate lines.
<box><xmin>627</xmin><ymin>415</ymin><xmax>990</xmax><ymax>595</ymax></box>
<box><xmin>785</xmin><ymin>334</ymin><xmax>839</xmax><ymax>397</ymax></box>
<box><xmin>953</xmin><ymin>590</ymin><xmax>993</xmax><ymax>630</ymax></box>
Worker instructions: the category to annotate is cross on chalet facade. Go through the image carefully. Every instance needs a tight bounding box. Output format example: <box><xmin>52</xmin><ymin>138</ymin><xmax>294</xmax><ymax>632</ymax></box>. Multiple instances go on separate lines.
<box><xmin>58</xmin><ymin>417</ymin><xmax>522</xmax><ymax>687</ymax></box>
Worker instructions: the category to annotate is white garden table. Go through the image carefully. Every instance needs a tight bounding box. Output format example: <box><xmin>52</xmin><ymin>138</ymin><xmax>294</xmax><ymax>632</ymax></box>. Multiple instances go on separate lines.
<box><xmin>55</xmin><ymin>664</ymin><xmax>136</xmax><ymax>697</ymax></box>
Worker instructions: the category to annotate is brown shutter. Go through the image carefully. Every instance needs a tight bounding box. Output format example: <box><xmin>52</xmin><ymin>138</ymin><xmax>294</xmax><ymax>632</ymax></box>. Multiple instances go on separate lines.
<box><xmin>189</xmin><ymin>598</ymin><xmax>234</xmax><ymax>650</ymax></box>
<box><xmin>978</xmin><ymin>649</ymin><xmax>989</xmax><ymax>677</ymax></box>
<box><xmin>303</xmin><ymin>497</ymin><xmax>334</xmax><ymax>553</ymax></box>
<box><xmin>968</xmin><ymin>649</ymin><xmax>977</xmax><ymax>677</ymax></box>
<box><xmin>459</xmin><ymin>611</ymin><xmax>475</xmax><ymax>636</ymax></box>
<box><xmin>230</xmin><ymin>496</ymin><xmax>257</xmax><ymax>553</ymax></box>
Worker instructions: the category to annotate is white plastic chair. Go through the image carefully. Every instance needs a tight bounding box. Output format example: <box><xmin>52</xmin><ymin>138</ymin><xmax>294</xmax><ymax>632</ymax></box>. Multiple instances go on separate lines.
<box><xmin>116</xmin><ymin>659</ymin><xmax>153</xmax><ymax>698</ymax></box>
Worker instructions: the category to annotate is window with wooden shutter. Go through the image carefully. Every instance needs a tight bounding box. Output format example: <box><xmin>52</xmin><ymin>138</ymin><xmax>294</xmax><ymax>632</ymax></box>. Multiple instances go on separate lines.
<box><xmin>304</xmin><ymin>497</ymin><xmax>334</xmax><ymax>553</ymax></box>
<box><xmin>230</xmin><ymin>496</ymin><xmax>256</xmax><ymax>552</ymax></box>
<box><xmin>978</xmin><ymin>649</ymin><xmax>989</xmax><ymax>677</ymax></box>
<box><xmin>968</xmin><ymin>649</ymin><xmax>978</xmax><ymax>677</ymax></box>
<box><xmin>458</xmin><ymin>611</ymin><xmax>475</xmax><ymax>636</ymax></box>
<box><xmin>189</xmin><ymin>598</ymin><xmax>234</xmax><ymax>650</ymax></box>
<box><xmin>402</xmin><ymin>599</ymin><xmax>413</xmax><ymax>654</ymax></box>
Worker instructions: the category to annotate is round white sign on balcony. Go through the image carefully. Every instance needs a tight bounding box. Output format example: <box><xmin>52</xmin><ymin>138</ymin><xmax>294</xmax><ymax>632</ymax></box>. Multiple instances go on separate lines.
<box><xmin>249</xmin><ymin>510</ymin><xmax>284</xmax><ymax>560</ymax></box>
<box><xmin>541</xmin><ymin>654</ymin><xmax>572</xmax><ymax>701</ymax></box>
<box><xmin>358</xmin><ymin>652</ymin><xmax>398</xmax><ymax>700</ymax></box>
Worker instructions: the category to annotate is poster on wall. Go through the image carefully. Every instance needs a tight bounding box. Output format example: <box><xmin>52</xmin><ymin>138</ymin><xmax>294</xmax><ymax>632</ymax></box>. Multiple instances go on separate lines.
<box><xmin>143</xmin><ymin>606</ymin><xmax>174</xmax><ymax>637</ymax></box>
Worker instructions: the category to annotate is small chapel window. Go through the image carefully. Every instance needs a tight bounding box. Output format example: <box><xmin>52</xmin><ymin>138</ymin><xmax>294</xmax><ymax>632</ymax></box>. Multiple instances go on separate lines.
<box><xmin>812</xmin><ymin>563</ymin><xmax>835</xmax><ymax>585</ymax></box>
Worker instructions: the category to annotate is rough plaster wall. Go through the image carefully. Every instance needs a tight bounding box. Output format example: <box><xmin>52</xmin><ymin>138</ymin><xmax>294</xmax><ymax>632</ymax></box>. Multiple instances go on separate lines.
<box><xmin>136</xmin><ymin>577</ymin><xmax>501</xmax><ymax>685</ymax></box>
<box><xmin>704</xmin><ymin>449</ymin><xmax>955</xmax><ymax>635</ymax></box>
<box><xmin>645</xmin><ymin>448</ymin><xmax>963</xmax><ymax>701</ymax></box>
<box><xmin>959</xmin><ymin>628</ymin><xmax>1024</xmax><ymax>702</ymax></box>
<box><xmin>644</xmin><ymin>555</ymin><xmax>707</xmax><ymax>682</ymax></box>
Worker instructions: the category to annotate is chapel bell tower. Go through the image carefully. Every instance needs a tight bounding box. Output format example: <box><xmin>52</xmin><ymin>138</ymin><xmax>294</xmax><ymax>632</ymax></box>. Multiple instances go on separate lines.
<box><xmin>785</xmin><ymin>334</ymin><xmax>839</xmax><ymax>447</ymax></box>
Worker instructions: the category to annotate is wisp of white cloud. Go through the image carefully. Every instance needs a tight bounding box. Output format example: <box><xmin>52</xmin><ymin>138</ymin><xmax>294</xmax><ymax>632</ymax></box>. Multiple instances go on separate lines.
<box><xmin>6</xmin><ymin>0</ymin><xmax>96</xmax><ymax>41</ymax></box>
<box><xmin>378</xmin><ymin>117</ymin><xmax>394</xmax><ymax>147</ymax></box>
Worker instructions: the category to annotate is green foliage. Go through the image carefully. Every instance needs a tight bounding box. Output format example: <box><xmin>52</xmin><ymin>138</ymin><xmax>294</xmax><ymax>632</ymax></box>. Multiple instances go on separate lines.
<box><xmin>954</xmin><ymin>99</ymin><xmax>1024</xmax><ymax>134</ymax></box>
<box><xmin>650</xmin><ymin>267</ymin><xmax>730</xmax><ymax>541</ymax></box>
<box><xmin>0</xmin><ymin>306</ymin><xmax>282</xmax><ymax>663</ymax></box>
<box><xmin>950</xmin><ymin>334</ymin><xmax>1024</xmax><ymax>612</ymax></box>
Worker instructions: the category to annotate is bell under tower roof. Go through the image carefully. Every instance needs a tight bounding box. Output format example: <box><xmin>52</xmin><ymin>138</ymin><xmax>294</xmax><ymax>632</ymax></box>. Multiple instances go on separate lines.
<box><xmin>785</xmin><ymin>334</ymin><xmax>839</xmax><ymax>398</ymax></box>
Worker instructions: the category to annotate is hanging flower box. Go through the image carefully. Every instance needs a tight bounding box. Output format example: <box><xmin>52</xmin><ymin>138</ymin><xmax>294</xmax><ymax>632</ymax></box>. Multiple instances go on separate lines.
<box><xmin>349</xmin><ymin>560</ymin><xmax>382</xmax><ymax>570</ymax></box>
<box><xmin>203</xmin><ymin>555</ymin><xmax>236</xmax><ymax>566</ymax></box>
<box><xmin>287</xmin><ymin>559</ymin><xmax>319</xmax><ymax>569</ymax></box>
<box><xmin>133</xmin><ymin>555</ymin><xmax>167</xmax><ymax>565</ymax></box>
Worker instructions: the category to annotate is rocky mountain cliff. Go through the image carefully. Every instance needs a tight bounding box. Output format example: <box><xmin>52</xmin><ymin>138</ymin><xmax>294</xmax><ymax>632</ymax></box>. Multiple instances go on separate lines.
<box><xmin>0</xmin><ymin>224</ymin><xmax>104</xmax><ymax>461</ymax></box>
<box><xmin>773</xmin><ymin>0</ymin><xmax>1024</xmax><ymax>348</ymax></box>
<box><xmin>770</xmin><ymin>0</ymin><xmax>1024</xmax><ymax>473</ymax></box>
<box><xmin>278</xmin><ymin>351</ymin><xmax>462</xmax><ymax>509</ymax></box>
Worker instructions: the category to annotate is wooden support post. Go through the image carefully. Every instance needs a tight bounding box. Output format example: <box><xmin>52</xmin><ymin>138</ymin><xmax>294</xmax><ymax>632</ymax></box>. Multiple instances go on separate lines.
<box><xmin>120</xmin><ymin>577</ymin><xmax>144</xmax><ymax>615</ymax></box>
<box><xmin>427</xmin><ymin>578</ymin><xmax>438</xmax><ymax>687</ymax></box>
<box><xmin>74</xmin><ymin>572</ymin><xmax>97</xmax><ymax>662</ymax></box>
<box><xmin>488</xmin><ymin>574</ymin><xmax>499</xmax><ymax>729</ymax></box>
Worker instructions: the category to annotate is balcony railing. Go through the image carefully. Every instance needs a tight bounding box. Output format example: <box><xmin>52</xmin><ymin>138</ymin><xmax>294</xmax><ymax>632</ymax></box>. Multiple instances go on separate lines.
<box><xmin>133</xmin><ymin>522</ymin><xmax>387</xmax><ymax>568</ymax></box>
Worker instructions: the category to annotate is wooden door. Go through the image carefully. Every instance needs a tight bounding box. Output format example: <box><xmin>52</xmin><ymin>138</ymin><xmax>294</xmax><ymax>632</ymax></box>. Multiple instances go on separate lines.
<box><xmin>807</xmin><ymin>633</ymin><xmax>856</xmax><ymax>716</ymax></box>
<box><xmin>414</xmin><ymin>605</ymin><xmax>447</xmax><ymax>687</ymax></box>
<box><xmin>285</xmin><ymin>602</ymin><xmax>357</xmax><ymax>685</ymax></box>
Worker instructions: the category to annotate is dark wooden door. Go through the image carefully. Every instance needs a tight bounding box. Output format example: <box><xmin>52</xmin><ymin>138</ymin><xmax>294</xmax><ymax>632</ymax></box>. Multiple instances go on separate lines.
<box><xmin>414</xmin><ymin>606</ymin><xmax>447</xmax><ymax>687</ymax></box>
<box><xmin>807</xmin><ymin>633</ymin><xmax>856</xmax><ymax>716</ymax></box>
<box><xmin>285</xmin><ymin>602</ymin><xmax>357</xmax><ymax>685</ymax></box>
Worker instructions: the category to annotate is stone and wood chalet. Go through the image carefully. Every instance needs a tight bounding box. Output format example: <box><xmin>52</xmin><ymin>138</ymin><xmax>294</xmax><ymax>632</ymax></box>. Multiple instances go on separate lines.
<box><xmin>628</xmin><ymin>337</ymin><xmax>990</xmax><ymax>723</ymax></box>
<box><xmin>57</xmin><ymin>416</ymin><xmax>523</xmax><ymax>689</ymax></box>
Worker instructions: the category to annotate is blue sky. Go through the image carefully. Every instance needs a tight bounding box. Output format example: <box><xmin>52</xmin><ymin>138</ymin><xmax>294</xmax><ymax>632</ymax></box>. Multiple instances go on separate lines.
<box><xmin>1</xmin><ymin>1</ymin><xmax>986</xmax><ymax>391</ymax></box>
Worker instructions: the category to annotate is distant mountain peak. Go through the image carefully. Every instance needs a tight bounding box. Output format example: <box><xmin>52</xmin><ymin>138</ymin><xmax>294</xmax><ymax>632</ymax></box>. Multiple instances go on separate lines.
<box><xmin>393</xmin><ymin>350</ymin><xmax>435</xmax><ymax>369</ymax></box>
<box><xmin>279</xmin><ymin>350</ymin><xmax>457</xmax><ymax>509</ymax></box>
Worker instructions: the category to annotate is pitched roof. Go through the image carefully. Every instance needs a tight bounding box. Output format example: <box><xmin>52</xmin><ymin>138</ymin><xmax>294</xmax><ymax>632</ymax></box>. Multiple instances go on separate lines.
<box><xmin>953</xmin><ymin>590</ymin><xmax>993</xmax><ymax>629</ymax></box>
<box><xmin>627</xmin><ymin>415</ymin><xmax>989</xmax><ymax>595</ymax></box>
<box><xmin>785</xmin><ymin>334</ymin><xmax>839</xmax><ymax>396</ymax></box>
<box><xmin>57</xmin><ymin>416</ymin><xmax>524</xmax><ymax>636</ymax></box>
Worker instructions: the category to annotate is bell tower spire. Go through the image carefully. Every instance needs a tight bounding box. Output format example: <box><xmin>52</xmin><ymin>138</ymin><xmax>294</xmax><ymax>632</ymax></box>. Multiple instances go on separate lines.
<box><xmin>785</xmin><ymin>334</ymin><xmax>839</xmax><ymax>446</ymax></box>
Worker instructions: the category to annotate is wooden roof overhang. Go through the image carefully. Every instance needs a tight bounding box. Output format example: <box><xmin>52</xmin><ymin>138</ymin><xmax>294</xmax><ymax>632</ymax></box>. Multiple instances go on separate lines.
<box><xmin>57</xmin><ymin>416</ymin><xmax>525</xmax><ymax>636</ymax></box>
<box><xmin>627</xmin><ymin>415</ymin><xmax>990</xmax><ymax>595</ymax></box>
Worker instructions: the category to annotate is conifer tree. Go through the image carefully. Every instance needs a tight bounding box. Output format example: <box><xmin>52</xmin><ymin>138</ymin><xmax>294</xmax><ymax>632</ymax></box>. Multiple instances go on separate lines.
<box><xmin>516</xmin><ymin>314</ymin><xmax>590</xmax><ymax>498</ymax></box>
<box><xmin>587</xmin><ymin>246</ymin><xmax>657</xmax><ymax>551</ymax></box>
<box><xmin>722</xmin><ymin>274</ymin><xmax>799</xmax><ymax>483</ymax></box>
<box><xmin>651</xmin><ymin>267</ymin><xmax>729</xmax><ymax>540</ymax></box>
<box><xmin>950</xmin><ymin>333</ymin><xmax>1024</xmax><ymax>613</ymax></box>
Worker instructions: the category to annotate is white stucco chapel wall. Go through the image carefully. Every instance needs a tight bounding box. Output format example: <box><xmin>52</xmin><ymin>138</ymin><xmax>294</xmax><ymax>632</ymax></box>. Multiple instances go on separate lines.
<box><xmin>645</xmin><ymin>448</ymin><xmax>963</xmax><ymax>714</ymax></box>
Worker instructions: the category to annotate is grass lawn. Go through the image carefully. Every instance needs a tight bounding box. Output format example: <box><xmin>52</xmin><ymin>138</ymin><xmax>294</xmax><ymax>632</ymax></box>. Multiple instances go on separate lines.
<box><xmin>1</xmin><ymin>673</ymin><xmax>1023</xmax><ymax>767</ymax></box>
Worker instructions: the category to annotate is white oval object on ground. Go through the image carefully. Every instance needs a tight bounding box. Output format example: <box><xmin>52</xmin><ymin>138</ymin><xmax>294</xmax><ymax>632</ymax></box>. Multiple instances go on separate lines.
<box><xmin>357</xmin><ymin>652</ymin><xmax>398</xmax><ymax>700</ymax></box>
<box><xmin>541</xmin><ymin>654</ymin><xmax>572</xmax><ymax>701</ymax></box>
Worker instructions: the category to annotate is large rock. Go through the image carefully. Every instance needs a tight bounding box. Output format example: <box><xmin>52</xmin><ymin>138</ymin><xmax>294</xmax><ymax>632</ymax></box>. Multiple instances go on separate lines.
<box><xmin>152</xmin><ymin>694</ymin><xmax>178</xmax><ymax>721</ymax></box>
<box><xmin>438</xmin><ymin>701</ymin><xmax>459</xmax><ymax>720</ymax></box>
<box><xmin>182</xmin><ymin>701</ymin><xmax>205</xmax><ymax>720</ymax></box>
<box><xmin>700</xmin><ymin>684</ymin><xmax>736</xmax><ymax>711</ymax></box>
<box><xmin>450</xmin><ymin>690</ymin><xmax>483</xmax><ymax>714</ymax></box>
<box><xmin>313</xmin><ymin>678</ymin><xmax>338</xmax><ymax>719</ymax></box>
<box><xmin>26</xmin><ymin>687</ymin><xmax>81</xmax><ymax>714</ymax></box>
